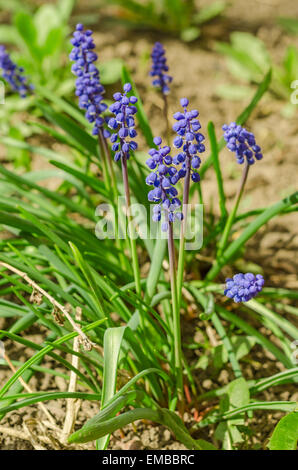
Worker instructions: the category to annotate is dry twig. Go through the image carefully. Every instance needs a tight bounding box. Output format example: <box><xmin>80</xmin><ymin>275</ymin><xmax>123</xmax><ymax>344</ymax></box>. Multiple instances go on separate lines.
<box><xmin>61</xmin><ymin>307</ymin><xmax>82</xmax><ymax>443</ymax></box>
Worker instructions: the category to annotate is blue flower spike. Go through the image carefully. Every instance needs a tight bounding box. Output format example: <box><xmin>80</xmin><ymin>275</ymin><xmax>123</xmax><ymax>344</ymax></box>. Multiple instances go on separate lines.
<box><xmin>149</xmin><ymin>42</ymin><xmax>172</xmax><ymax>95</ymax></box>
<box><xmin>108</xmin><ymin>83</ymin><xmax>138</xmax><ymax>162</ymax></box>
<box><xmin>146</xmin><ymin>136</ymin><xmax>183</xmax><ymax>231</ymax></box>
<box><xmin>223</xmin><ymin>122</ymin><xmax>263</xmax><ymax>165</ymax></box>
<box><xmin>69</xmin><ymin>24</ymin><xmax>109</xmax><ymax>137</ymax></box>
<box><xmin>172</xmin><ymin>98</ymin><xmax>205</xmax><ymax>183</ymax></box>
<box><xmin>224</xmin><ymin>273</ymin><xmax>265</xmax><ymax>303</ymax></box>
<box><xmin>0</xmin><ymin>45</ymin><xmax>33</xmax><ymax>97</ymax></box>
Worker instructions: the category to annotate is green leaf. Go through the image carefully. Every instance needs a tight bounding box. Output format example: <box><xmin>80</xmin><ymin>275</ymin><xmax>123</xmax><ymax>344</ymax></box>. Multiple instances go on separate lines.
<box><xmin>49</xmin><ymin>160</ymin><xmax>108</xmax><ymax>199</ymax></box>
<box><xmin>246</xmin><ymin>299</ymin><xmax>298</xmax><ymax>341</ymax></box>
<box><xmin>0</xmin><ymin>392</ymin><xmax>101</xmax><ymax>415</ymax></box>
<box><xmin>99</xmin><ymin>59</ymin><xmax>124</xmax><ymax>85</ymax></box>
<box><xmin>278</xmin><ymin>17</ymin><xmax>298</xmax><ymax>35</ymax></box>
<box><xmin>194</xmin><ymin>1</ymin><xmax>226</xmax><ymax>24</ymax></box>
<box><xmin>227</xmin><ymin>378</ymin><xmax>250</xmax><ymax>408</ymax></box>
<box><xmin>14</xmin><ymin>11</ymin><xmax>37</xmax><ymax>45</ymax></box>
<box><xmin>42</xmin><ymin>27</ymin><xmax>63</xmax><ymax>57</ymax></box>
<box><xmin>215</xmin><ymin>84</ymin><xmax>253</xmax><ymax>100</ymax></box>
<box><xmin>14</xmin><ymin>11</ymin><xmax>41</xmax><ymax>61</ymax></box>
<box><xmin>0</xmin><ymin>322</ymin><xmax>106</xmax><ymax>400</ymax></box>
<box><xmin>0</xmin><ymin>25</ymin><xmax>19</xmax><ymax>45</ymax></box>
<box><xmin>57</xmin><ymin>0</ymin><xmax>75</xmax><ymax>21</ymax></box>
<box><xmin>96</xmin><ymin>326</ymin><xmax>127</xmax><ymax>449</ymax></box>
<box><xmin>34</xmin><ymin>4</ymin><xmax>61</xmax><ymax>47</ymax></box>
<box><xmin>207</xmin><ymin>121</ymin><xmax>227</xmax><ymax>220</ymax></box>
<box><xmin>216</xmin><ymin>305</ymin><xmax>293</xmax><ymax>368</ymax></box>
<box><xmin>69</xmin><ymin>242</ymin><xmax>106</xmax><ymax>319</ymax></box>
<box><xmin>144</xmin><ymin>237</ymin><xmax>167</xmax><ymax>302</ymax></box>
<box><xmin>199</xmin><ymin>401</ymin><xmax>297</xmax><ymax>427</ymax></box>
<box><xmin>251</xmin><ymin>368</ymin><xmax>298</xmax><ymax>394</ymax></box>
<box><xmin>69</xmin><ymin>404</ymin><xmax>216</xmax><ymax>449</ymax></box>
<box><xmin>230</xmin><ymin>32</ymin><xmax>271</xmax><ymax>74</ymax></box>
<box><xmin>269</xmin><ymin>412</ymin><xmax>298</xmax><ymax>450</ymax></box>
<box><xmin>36</xmin><ymin>101</ymin><xmax>98</xmax><ymax>157</ymax></box>
<box><xmin>237</xmin><ymin>68</ymin><xmax>272</xmax><ymax>124</ymax></box>
<box><xmin>180</xmin><ymin>27</ymin><xmax>200</xmax><ymax>42</ymax></box>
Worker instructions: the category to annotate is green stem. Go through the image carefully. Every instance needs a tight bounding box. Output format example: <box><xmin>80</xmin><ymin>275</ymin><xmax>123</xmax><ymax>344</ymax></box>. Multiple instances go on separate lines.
<box><xmin>121</xmin><ymin>155</ymin><xmax>142</xmax><ymax>300</ymax></box>
<box><xmin>216</xmin><ymin>161</ymin><xmax>250</xmax><ymax>258</ymax></box>
<box><xmin>177</xmin><ymin>149</ymin><xmax>191</xmax><ymax>307</ymax></box>
<box><xmin>97</xmin><ymin>131</ymin><xmax>110</xmax><ymax>193</ymax></box>
<box><xmin>168</xmin><ymin>221</ymin><xmax>183</xmax><ymax>407</ymax></box>
<box><xmin>98</xmin><ymin>130</ymin><xmax>128</xmax><ymax>272</ymax></box>
<box><xmin>162</xmin><ymin>93</ymin><xmax>170</xmax><ymax>146</ymax></box>
<box><xmin>99</xmin><ymin>130</ymin><xmax>118</xmax><ymax>203</ymax></box>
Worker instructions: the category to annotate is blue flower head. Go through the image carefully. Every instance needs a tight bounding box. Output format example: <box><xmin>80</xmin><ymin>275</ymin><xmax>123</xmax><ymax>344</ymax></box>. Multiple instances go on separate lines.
<box><xmin>69</xmin><ymin>24</ymin><xmax>109</xmax><ymax>137</ymax></box>
<box><xmin>223</xmin><ymin>122</ymin><xmax>263</xmax><ymax>165</ymax></box>
<box><xmin>224</xmin><ymin>273</ymin><xmax>264</xmax><ymax>303</ymax></box>
<box><xmin>0</xmin><ymin>45</ymin><xmax>32</xmax><ymax>97</ymax></box>
<box><xmin>172</xmin><ymin>98</ymin><xmax>205</xmax><ymax>183</ymax></box>
<box><xmin>149</xmin><ymin>42</ymin><xmax>172</xmax><ymax>95</ymax></box>
<box><xmin>108</xmin><ymin>83</ymin><xmax>138</xmax><ymax>162</ymax></box>
<box><xmin>146</xmin><ymin>136</ymin><xmax>183</xmax><ymax>232</ymax></box>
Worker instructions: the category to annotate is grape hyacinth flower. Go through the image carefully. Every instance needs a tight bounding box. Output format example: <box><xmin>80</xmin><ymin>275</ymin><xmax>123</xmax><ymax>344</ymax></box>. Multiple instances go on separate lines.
<box><xmin>172</xmin><ymin>98</ymin><xmax>205</xmax><ymax>184</ymax></box>
<box><xmin>69</xmin><ymin>24</ymin><xmax>109</xmax><ymax>137</ymax></box>
<box><xmin>223</xmin><ymin>122</ymin><xmax>263</xmax><ymax>165</ymax></box>
<box><xmin>146</xmin><ymin>136</ymin><xmax>183</xmax><ymax>232</ymax></box>
<box><xmin>174</xmin><ymin>98</ymin><xmax>205</xmax><ymax>309</ymax></box>
<box><xmin>108</xmin><ymin>83</ymin><xmax>138</xmax><ymax>162</ymax></box>
<box><xmin>224</xmin><ymin>273</ymin><xmax>265</xmax><ymax>303</ymax></box>
<box><xmin>0</xmin><ymin>45</ymin><xmax>32</xmax><ymax>97</ymax></box>
<box><xmin>149</xmin><ymin>42</ymin><xmax>172</xmax><ymax>95</ymax></box>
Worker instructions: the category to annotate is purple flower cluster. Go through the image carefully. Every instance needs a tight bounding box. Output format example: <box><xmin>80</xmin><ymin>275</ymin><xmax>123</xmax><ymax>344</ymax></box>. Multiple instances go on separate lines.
<box><xmin>172</xmin><ymin>98</ymin><xmax>205</xmax><ymax>183</ymax></box>
<box><xmin>223</xmin><ymin>122</ymin><xmax>263</xmax><ymax>165</ymax></box>
<box><xmin>108</xmin><ymin>83</ymin><xmax>138</xmax><ymax>162</ymax></box>
<box><xmin>224</xmin><ymin>273</ymin><xmax>264</xmax><ymax>303</ymax></box>
<box><xmin>0</xmin><ymin>45</ymin><xmax>32</xmax><ymax>97</ymax></box>
<box><xmin>146</xmin><ymin>136</ymin><xmax>183</xmax><ymax>231</ymax></box>
<box><xmin>149</xmin><ymin>42</ymin><xmax>172</xmax><ymax>95</ymax></box>
<box><xmin>69</xmin><ymin>24</ymin><xmax>109</xmax><ymax>137</ymax></box>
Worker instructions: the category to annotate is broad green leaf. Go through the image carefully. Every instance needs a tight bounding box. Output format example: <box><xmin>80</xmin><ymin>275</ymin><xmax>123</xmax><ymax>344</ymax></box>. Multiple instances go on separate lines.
<box><xmin>97</xmin><ymin>326</ymin><xmax>127</xmax><ymax>449</ymax></box>
<box><xmin>269</xmin><ymin>412</ymin><xmax>298</xmax><ymax>450</ymax></box>
<box><xmin>34</xmin><ymin>4</ymin><xmax>61</xmax><ymax>46</ymax></box>
<box><xmin>14</xmin><ymin>11</ymin><xmax>37</xmax><ymax>45</ymax></box>
<box><xmin>180</xmin><ymin>27</ymin><xmax>200</xmax><ymax>42</ymax></box>
<box><xmin>144</xmin><ymin>237</ymin><xmax>167</xmax><ymax>302</ymax></box>
<box><xmin>230</xmin><ymin>32</ymin><xmax>271</xmax><ymax>74</ymax></box>
<box><xmin>194</xmin><ymin>1</ymin><xmax>226</xmax><ymax>24</ymax></box>
<box><xmin>227</xmin><ymin>378</ymin><xmax>250</xmax><ymax>408</ymax></box>
<box><xmin>216</xmin><ymin>84</ymin><xmax>253</xmax><ymax>100</ymax></box>
<box><xmin>99</xmin><ymin>59</ymin><xmax>123</xmax><ymax>85</ymax></box>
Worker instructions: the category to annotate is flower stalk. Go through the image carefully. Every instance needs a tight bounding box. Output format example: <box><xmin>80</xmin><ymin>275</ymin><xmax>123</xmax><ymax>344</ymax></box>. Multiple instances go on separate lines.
<box><xmin>121</xmin><ymin>153</ymin><xmax>142</xmax><ymax>300</ymax></box>
<box><xmin>168</xmin><ymin>220</ymin><xmax>183</xmax><ymax>406</ymax></box>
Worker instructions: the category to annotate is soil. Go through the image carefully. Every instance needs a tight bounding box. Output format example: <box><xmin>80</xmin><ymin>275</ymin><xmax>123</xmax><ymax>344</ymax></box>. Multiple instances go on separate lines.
<box><xmin>0</xmin><ymin>0</ymin><xmax>298</xmax><ymax>451</ymax></box>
